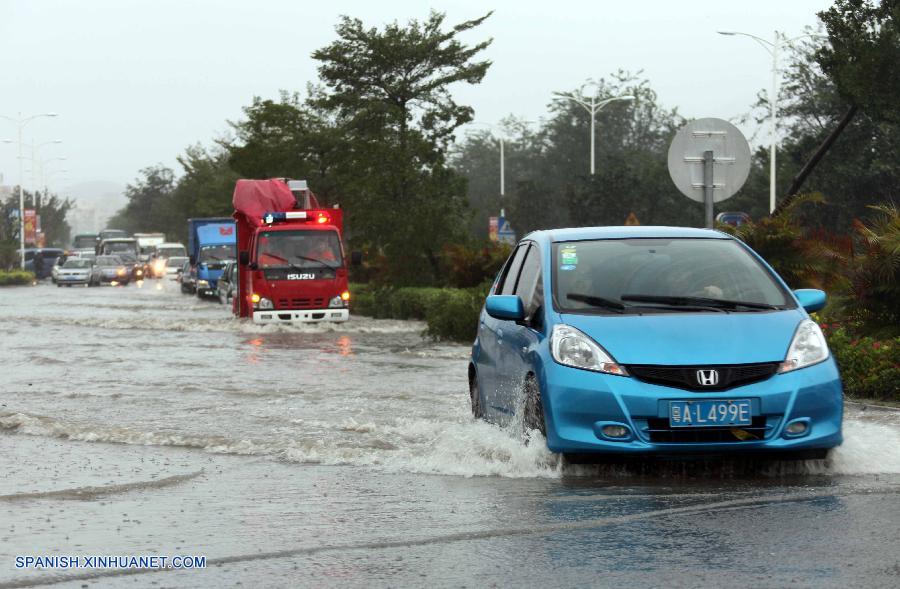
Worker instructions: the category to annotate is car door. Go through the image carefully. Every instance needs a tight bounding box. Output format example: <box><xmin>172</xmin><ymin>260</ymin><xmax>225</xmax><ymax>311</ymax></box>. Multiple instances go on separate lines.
<box><xmin>479</xmin><ymin>243</ymin><xmax>529</xmax><ymax>420</ymax></box>
<box><xmin>501</xmin><ymin>243</ymin><xmax>545</xmax><ymax>406</ymax></box>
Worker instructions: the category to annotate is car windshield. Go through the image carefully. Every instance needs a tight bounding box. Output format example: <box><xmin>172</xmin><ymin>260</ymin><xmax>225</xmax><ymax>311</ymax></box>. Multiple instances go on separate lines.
<box><xmin>167</xmin><ymin>257</ymin><xmax>188</xmax><ymax>267</ymax></box>
<box><xmin>553</xmin><ymin>238</ymin><xmax>791</xmax><ymax>314</ymax></box>
<box><xmin>63</xmin><ymin>259</ymin><xmax>92</xmax><ymax>269</ymax></box>
<box><xmin>157</xmin><ymin>247</ymin><xmax>185</xmax><ymax>258</ymax></box>
<box><xmin>256</xmin><ymin>230</ymin><xmax>342</xmax><ymax>268</ymax></box>
<box><xmin>105</xmin><ymin>242</ymin><xmax>138</xmax><ymax>254</ymax></box>
<box><xmin>200</xmin><ymin>245</ymin><xmax>235</xmax><ymax>263</ymax></box>
<box><xmin>96</xmin><ymin>256</ymin><xmax>122</xmax><ymax>266</ymax></box>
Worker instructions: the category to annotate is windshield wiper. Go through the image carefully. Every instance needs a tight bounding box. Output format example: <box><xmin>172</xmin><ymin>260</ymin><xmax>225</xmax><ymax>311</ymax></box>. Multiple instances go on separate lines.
<box><xmin>620</xmin><ymin>294</ymin><xmax>779</xmax><ymax>311</ymax></box>
<box><xmin>289</xmin><ymin>254</ymin><xmax>339</xmax><ymax>271</ymax></box>
<box><xmin>566</xmin><ymin>293</ymin><xmax>627</xmax><ymax>313</ymax></box>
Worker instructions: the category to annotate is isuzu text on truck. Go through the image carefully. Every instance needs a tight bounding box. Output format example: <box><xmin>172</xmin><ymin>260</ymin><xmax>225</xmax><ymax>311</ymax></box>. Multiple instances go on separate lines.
<box><xmin>187</xmin><ymin>218</ymin><xmax>236</xmax><ymax>298</ymax></box>
<box><xmin>232</xmin><ymin>178</ymin><xmax>354</xmax><ymax>324</ymax></box>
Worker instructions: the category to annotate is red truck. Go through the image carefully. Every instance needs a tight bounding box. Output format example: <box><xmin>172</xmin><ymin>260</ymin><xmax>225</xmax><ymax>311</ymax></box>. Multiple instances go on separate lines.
<box><xmin>232</xmin><ymin>178</ymin><xmax>353</xmax><ymax>324</ymax></box>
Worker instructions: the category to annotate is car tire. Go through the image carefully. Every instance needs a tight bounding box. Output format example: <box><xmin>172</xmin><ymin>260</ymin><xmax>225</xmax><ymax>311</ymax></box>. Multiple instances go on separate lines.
<box><xmin>469</xmin><ymin>370</ymin><xmax>484</xmax><ymax>419</ymax></box>
<box><xmin>523</xmin><ymin>375</ymin><xmax>546</xmax><ymax>438</ymax></box>
<box><xmin>57</xmin><ymin>283</ymin><xmax>62</xmax><ymax>288</ymax></box>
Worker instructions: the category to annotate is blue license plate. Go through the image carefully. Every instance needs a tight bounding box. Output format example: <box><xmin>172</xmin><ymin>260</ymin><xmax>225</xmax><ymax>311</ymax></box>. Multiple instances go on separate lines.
<box><xmin>669</xmin><ymin>399</ymin><xmax>752</xmax><ymax>427</ymax></box>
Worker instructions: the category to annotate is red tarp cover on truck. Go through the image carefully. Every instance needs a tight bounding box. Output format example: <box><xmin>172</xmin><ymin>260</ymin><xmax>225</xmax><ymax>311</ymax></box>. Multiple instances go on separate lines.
<box><xmin>232</xmin><ymin>179</ymin><xmax>296</xmax><ymax>227</ymax></box>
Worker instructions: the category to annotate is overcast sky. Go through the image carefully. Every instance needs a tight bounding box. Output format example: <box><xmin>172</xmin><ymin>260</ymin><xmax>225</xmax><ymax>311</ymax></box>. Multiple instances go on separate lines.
<box><xmin>1</xmin><ymin>0</ymin><xmax>832</xmax><ymax>196</ymax></box>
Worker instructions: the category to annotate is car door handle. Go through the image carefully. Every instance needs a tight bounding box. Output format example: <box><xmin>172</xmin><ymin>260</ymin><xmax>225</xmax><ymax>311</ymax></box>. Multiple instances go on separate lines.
<box><xmin>521</xmin><ymin>347</ymin><xmax>528</xmax><ymax>355</ymax></box>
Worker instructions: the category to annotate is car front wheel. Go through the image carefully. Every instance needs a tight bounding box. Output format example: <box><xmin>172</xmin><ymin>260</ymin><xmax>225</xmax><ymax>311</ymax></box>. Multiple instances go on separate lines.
<box><xmin>523</xmin><ymin>375</ymin><xmax>546</xmax><ymax>439</ymax></box>
<box><xmin>469</xmin><ymin>370</ymin><xmax>484</xmax><ymax>419</ymax></box>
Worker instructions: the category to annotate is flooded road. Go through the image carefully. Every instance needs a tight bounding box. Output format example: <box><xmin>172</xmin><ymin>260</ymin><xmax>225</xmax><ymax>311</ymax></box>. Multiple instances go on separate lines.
<box><xmin>2</xmin><ymin>280</ymin><xmax>900</xmax><ymax>588</ymax></box>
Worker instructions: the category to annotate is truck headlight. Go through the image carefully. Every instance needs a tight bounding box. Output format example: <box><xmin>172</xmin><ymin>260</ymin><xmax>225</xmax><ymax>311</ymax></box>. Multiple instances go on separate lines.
<box><xmin>329</xmin><ymin>295</ymin><xmax>348</xmax><ymax>308</ymax></box>
<box><xmin>550</xmin><ymin>324</ymin><xmax>628</xmax><ymax>376</ymax></box>
<box><xmin>779</xmin><ymin>319</ymin><xmax>829</xmax><ymax>373</ymax></box>
<box><xmin>255</xmin><ymin>296</ymin><xmax>273</xmax><ymax>310</ymax></box>
<box><xmin>197</xmin><ymin>279</ymin><xmax>209</xmax><ymax>288</ymax></box>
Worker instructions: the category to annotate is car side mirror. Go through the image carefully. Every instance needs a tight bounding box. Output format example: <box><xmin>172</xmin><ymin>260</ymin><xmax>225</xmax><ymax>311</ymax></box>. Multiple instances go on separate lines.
<box><xmin>793</xmin><ymin>289</ymin><xmax>826</xmax><ymax>313</ymax></box>
<box><xmin>239</xmin><ymin>251</ymin><xmax>250</xmax><ymax>266</ymax></box>
<box><xmin>485</xmin><ymin>295</ymin><xmax>525</xmax><ymax>321</ymax></box>
<box><xmin>350</xmin><ymin>251</ymin><xmax>363</xmax><ymax>266</ymax></box>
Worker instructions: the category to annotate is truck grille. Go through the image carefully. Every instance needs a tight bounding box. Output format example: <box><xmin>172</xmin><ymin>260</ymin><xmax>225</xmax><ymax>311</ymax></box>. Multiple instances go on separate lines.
<box><xmin>625</xmin><ymin>363</ymin><xmax>779</xmax><ymax>391</ymax></box>
<box><xmin>645</xmin><ymin>416</ymin><xmax>769</xmax><ymax>443</ymax></box>
<box><xmin>278</xmin><ymin>298</ymin><xmax>325</xmax><ymax>309</ymax></box>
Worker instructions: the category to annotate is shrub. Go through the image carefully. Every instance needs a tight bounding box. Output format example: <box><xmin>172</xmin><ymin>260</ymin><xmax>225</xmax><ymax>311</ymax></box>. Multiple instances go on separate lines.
<box><xmin>720</xmin><ymin>193</ymin><xmax>847</xmax><ymax>290</ymax></box>
<box><xmin>838</xmin><ymin>204</ymin><xmax>900</xmax><ymax>338</ymax></box>
<box><xmin>0</xmin><ymin>270</ymin><xmax>35</xmax><ymax>286</ymax></box>
<box><xmin>823</xmin><ymin>325</ymin><xmax>900</xmax><ymax>400</ymax></box>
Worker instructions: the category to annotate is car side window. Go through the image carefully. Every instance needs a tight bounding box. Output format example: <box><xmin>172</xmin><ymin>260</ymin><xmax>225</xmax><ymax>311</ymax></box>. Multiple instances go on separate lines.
<box><xmin>496</xmin><ymin>244</ymin><xmax>529</xmax><ymax>295</ymax></box>
<box><xmin>515</xmin><ymin>245</ymin><xmax>543</xmax><ymax>318</ymax></box>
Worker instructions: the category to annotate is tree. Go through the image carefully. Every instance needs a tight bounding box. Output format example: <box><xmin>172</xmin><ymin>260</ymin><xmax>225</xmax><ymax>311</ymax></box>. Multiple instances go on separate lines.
<box><xmin>226</xmin><ymin>92</ymin><xmax>345</xmax><ymax>204</ymax></box>
<box><xmin>311</xmin><ymin>10</ymin><xmax>493</xmax><ymax>283</ymax></box>
<box><xmin>452</xmin><ymin>72</ymin><xmax>694</xmax><ymax>236</ymax></box>
<box><xmin>107</xmin><ymin>165</ymin><xmax>176</xmax><ymax>236</ymax></box>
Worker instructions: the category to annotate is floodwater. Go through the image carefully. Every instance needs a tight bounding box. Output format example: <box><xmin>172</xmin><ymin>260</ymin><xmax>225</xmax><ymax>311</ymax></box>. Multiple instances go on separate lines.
<box><xmin>1</xmin><ymin>280</ymin><xmax>899</xmax><ymax>588</ymax></box>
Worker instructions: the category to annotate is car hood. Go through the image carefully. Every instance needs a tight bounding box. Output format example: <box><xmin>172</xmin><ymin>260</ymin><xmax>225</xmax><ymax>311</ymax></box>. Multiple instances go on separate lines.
<box><xmin>559</xmin><ymin>310</ymin><xmax>804</xmax><ymax>365</ymax></box>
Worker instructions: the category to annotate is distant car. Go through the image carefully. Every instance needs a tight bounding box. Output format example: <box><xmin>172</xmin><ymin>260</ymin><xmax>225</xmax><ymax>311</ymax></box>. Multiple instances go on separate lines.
<box><xmin>216</xmin><ymin>261</ymin><xmax>238</xmax><ymax>305</ymax></box>
<box><xmin>94</xmin><ymin>255</ymin><xmax>131</xmax><ymax>285</ymax></box>
<box><xmin>20</xmin><ymin>248</ymin><xmax>65</xmax><ymax>279</ymax></box>
<box><xmin>715</xmin><ymin>212</ymin><xmax>752</xmax><ymax>227</ymax></box>
<box><xmin>164</xmin><ymin>256</ymin><xmax>188</xmax><ymax>279</ymax></box>
<box><xmin>56</xmin><ymin>258</ymin><xmax>100</xmax><ymax>287</ymax></box>
<box><xmin>179</xmin><ymin>259</ymin><xmax>196</xmax><ymax>294</ymax></box>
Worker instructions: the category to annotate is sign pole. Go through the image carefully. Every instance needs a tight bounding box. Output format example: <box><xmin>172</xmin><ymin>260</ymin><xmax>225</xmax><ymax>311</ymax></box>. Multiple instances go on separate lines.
<box><xmin>703</xmin><ymin>150</ymin><xmax>714</xmax><ymax>228</ymax></box>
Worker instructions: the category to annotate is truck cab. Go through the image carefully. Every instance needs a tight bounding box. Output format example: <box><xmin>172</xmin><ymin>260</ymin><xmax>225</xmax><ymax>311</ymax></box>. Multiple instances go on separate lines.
<box><xmin>233</xmin><ymin>179</ymin><xmax>352</xmax><ymax>324</ymax></box>
<box><xmin>188</xmin><ymin>218</ymin><xmax>236</xmax><ymax>297</ymax></box>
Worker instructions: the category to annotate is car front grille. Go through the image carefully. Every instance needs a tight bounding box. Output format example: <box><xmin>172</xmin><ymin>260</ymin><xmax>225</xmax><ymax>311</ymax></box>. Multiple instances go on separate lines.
<box><xmin>277</xmin><ymin>298</ymin><xmax>325</xmax><ymax>309</ymax></box>
<box><xmin>645</xmin><ymin>416</ymin><xmax>770</xmax><ymax>443</ymax></box>
<box><xmin>625</xmin><ymin>363</ymin><xmax>779</xmax><ymax>391</ymax></box>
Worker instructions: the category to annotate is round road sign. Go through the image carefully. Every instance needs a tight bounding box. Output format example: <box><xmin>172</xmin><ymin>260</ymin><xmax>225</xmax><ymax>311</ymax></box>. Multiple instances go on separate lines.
<box><xmin>667</xmin><ymin>118</ymin><xmax>751</xmax><ymax>203</ymax></box>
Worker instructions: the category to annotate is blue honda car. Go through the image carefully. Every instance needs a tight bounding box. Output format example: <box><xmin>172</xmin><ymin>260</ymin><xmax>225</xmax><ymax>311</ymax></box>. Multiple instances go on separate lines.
<box><xmin>469</xmin><ymin>226</ymin><xmax>843</xmax><ymax>460</ymax></box>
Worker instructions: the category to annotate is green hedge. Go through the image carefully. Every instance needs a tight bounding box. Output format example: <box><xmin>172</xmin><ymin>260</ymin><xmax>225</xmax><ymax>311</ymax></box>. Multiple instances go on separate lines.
<box><xmin>351</xmin><ymin>282</ymin><xmax>489</xmax><ymax>341</ymax></box>
<box><xmin>823</xmin><ymin>325</ymin><xmax>900</xmax><ymax>401</ymax></box>
<box><xmin>0</xmin><ymin>270</ymin><xmax>35</xmax><ymax>286</ymax></box>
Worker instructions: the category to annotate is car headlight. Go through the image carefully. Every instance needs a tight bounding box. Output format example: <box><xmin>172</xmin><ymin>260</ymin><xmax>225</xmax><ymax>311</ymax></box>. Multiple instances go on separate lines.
<box><xmin>779</xmin><ymin>319</ymin><xmax>829</xmax><ymax>373</ymax></box>
<box><xmin>116</xmin><ymin>268</ymin><xmax>126</xmax><ymax>276</ymax></box>
<box><xmin>550</xmin><ymin>324</ymin><xmax>628</xmax><ymax>376</ymax></box>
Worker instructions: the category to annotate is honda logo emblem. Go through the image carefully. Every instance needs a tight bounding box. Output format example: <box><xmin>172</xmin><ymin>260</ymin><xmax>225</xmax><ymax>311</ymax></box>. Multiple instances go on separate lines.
<box><xmin>696</xmin><ymin>369</ymin><xmax>720</xmax><ymax>386</ymax></box>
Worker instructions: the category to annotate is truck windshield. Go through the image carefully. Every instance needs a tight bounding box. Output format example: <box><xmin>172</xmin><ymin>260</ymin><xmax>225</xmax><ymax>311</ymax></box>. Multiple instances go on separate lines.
<box><xmin>200</xmin><ymin>245</ymin><xmax>235</xmax><ymax>263</ymax></box>
<box><xmin>256</xmin><ymin>230</ymin><xmax>342</xmax><ymax>268</ymax></box>
<box><xmin>553</xmin><ymin>238</ymin><xmax>791</xmax><ymax>314</ymax></box>
<box><xmin>73</xmin><ymin>235</ymin><xmax>97</xmax><ymax>249</ymax></box>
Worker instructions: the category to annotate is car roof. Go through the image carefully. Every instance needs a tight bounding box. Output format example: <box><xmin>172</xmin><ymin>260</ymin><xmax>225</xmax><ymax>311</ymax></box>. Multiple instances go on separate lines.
<box><xmin>525</xmin><ymin>225</ymin><xmax>730</xmax><ymax>244</ymax></box>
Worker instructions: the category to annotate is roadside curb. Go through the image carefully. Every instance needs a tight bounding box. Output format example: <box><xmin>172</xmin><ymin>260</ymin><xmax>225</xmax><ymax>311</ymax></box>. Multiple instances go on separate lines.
<box><xmin>846</xmin><ymin>400</ymin><xmax>900</xmax><ymax>413</ymax></box>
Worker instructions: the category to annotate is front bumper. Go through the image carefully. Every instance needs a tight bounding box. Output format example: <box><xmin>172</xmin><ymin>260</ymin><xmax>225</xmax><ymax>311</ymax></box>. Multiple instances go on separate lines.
<box><xmin>253</xmin><ymin>308</ymin><xmax>350</xmax><ymax>324</ymax></box>
<box><xmin>540</xmin><ymin>358</ymin><xmax>843</xmax><ymax>456</ymax></box>
<box><xmin>58</xmin><ymin>275</ymin><xmax>90</xmax><ymax>284</ymax></box>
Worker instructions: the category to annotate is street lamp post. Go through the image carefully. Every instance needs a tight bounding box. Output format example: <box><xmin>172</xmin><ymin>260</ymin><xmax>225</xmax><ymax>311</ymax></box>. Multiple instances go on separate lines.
<box><xmin>552</xmin><ymin>89</ymin><xmax>635</xmax><ymax>175</ymax></box>
<box><xmin>27</xmin><ymin>156</ymin><xmax>67</xmax><ymax>207</ymax></box>
<box><xmin>717</xmin><ymin>30</ymin><xmax>824</xmax><ymax>214</ymax></box>
<box><xmin>0</xmin><ymin>112</ymin><xmax>58</xmax><ymax>269</ymax></box>
<box><xmin>466</xmin><ymin>120</ymin><xmax>535</xmax><ymax>214</ymax></box>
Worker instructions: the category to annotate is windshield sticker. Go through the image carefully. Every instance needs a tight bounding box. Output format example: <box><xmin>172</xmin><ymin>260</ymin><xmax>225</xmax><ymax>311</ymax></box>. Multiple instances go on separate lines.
<box><xmin>560</xmin><ymin>245</ymin><xmax>578</xmax><ymax>269</ymax></box>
